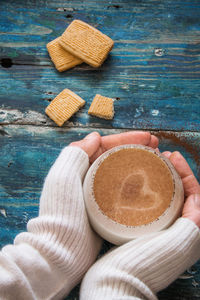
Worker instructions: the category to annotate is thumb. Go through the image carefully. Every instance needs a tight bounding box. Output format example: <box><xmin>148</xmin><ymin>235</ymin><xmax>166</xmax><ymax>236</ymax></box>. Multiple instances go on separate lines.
<box><xmin>182</xmin><ymin>194</ymin><xmax>200</xmax><ymax>228</ymax></box>
<box><xmin>70</xmin><ymin>132</ymin><xmax>101</xmax><ymax>159</ymax></box>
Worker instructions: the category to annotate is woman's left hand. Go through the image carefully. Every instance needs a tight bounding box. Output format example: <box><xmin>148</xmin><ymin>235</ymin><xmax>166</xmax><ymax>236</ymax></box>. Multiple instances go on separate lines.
<box><xmin>162</xmin><ymin>150</ymin><xmax>200</xmax><ymax>227</ymax></box>
<box><xmin>70</xmin><ymin>131</ymin><xmax>159</xmax><ymax>164</ymax></box>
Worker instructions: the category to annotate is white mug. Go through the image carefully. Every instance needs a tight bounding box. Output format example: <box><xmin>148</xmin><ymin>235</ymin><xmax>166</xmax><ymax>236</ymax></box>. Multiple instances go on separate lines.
<box><xmin>83</xmin><ymin>144</ymin><xmax>184</xmax><ymax>245</ymax></box>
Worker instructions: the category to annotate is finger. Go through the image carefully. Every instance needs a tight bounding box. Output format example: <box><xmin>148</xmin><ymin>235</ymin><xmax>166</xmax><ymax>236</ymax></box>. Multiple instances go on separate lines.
<box><xmin>182</xmin><ymin>194</ymin><xmax>200</xmax><ymax>228</ymax></box>
<box><xmin>148</xmin><ymin>135</ymin><xmax>159</xmax><ymax>149</ymax></box>
<box><xmin>101</xmin><ymin>131</ymin><xmax>153</xmax><ymax>152</ymax></box>
<box><xmin>169</xmin><ymin>151</ymin><xmax>200</xmax><ymax>196</ymax></box>
<box><xmin>162</xmin><ymin>151</ymin><xmax>172</xmax><ymax>158</ymax></box>
<box><xmin>90</xmin><ymin>131</ymin><xmax>153</xmax><ymax>164</ymax></box>
<box><xmin>70</xmin><ymin>132</ymin><xmax>101</xmax><ymax>158</ymax></box>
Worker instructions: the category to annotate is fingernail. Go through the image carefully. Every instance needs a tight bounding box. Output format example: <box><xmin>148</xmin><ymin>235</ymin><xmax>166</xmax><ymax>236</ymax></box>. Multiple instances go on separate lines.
<box><xmin>85</xmin><ymin>132</ymin><xmax>95</xmax><ymax>138</ymax></box>
<box><xmin>163</xmin><ymin>151</ymin><xmax>172</xmax><ymax>158</ymax></box>
<box><xmin>194</xmin><ymin>194</ymin><xmax>200</xmax><ymax>208</ymax></box>
<box><xmin>85</xmin><ymin>132</ymin><xmax>99</xmax><ymax>140</ymax></box>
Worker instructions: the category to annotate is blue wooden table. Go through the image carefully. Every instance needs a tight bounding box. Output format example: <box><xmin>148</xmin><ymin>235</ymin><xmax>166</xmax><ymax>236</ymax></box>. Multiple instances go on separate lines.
<box><xmin>0</xmin><ymin>0</ymin><xmax>200</xmax><ymax>299</ymax></box>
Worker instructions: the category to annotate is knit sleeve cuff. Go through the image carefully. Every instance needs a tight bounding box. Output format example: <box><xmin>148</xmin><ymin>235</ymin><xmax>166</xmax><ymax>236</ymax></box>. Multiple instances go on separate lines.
<box><xmin>142</xmin><ymin>217</ymin><xmax>200</xmax><ymax>293</ymax></box>
<box><xmin>49</xmin><ymin>146</ymin><xmax>90</xmax><ymax>181</ymax></box>
<box><xmin>79</xmin><ymin>217</ymin><xmax>200</xmax><ymax>300</ymax></box>
<box><xmin>178</xmin><ymin>216</ymin><xmax>200</xmax><ymax>234</ymax></box>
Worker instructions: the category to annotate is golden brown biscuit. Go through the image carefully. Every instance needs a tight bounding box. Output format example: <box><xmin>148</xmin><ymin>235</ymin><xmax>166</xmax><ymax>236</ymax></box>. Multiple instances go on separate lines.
<box><xmin>59</xmin><ymin>20</ymin><xmax>114</xmax><ymax>67</ymax></box>
<box><xmin>47</xmin><ymin>37</ymin><xmax>82</xmax><ymax>72</ymax></box>
<box><xmin>45</xmin><ymin>89</ymin><xmax>85</xmax><ymax>126</ymax></box>
<box><xmin>88</xmin><ymin>94</ymin><xmax>114</xmax><ymax>119</ymax></box>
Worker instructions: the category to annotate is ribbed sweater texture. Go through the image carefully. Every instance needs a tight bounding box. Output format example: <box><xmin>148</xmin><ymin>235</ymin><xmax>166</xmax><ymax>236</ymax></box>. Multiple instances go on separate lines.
<box><xmin>0</xmin><ymin>147</ymin><xmax>199</xmax><ymax>300</ymax></box>
<box><xmin>0</xmin><ymin>147</ymin><xmax>101</xmax><ymax>299</ymax></box>
<box><xmin>81</xmin><ymin>218</ymin><xmax>200</xmax><ymax>300</ymax></box>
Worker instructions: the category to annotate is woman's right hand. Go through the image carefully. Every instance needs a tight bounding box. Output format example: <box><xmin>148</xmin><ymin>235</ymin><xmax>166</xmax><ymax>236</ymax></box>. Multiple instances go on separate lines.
<box><xmin>162</xmin><ymin>151</ymin><xmax>200</xmax><ymax>228</ymax></box>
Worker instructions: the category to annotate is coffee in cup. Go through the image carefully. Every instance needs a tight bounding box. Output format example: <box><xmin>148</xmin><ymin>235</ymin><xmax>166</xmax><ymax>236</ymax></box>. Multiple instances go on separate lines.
<box><xmin>83</xmin><ymin>144</ymin><xmax>184</xmax><ymax>245</ymax></box>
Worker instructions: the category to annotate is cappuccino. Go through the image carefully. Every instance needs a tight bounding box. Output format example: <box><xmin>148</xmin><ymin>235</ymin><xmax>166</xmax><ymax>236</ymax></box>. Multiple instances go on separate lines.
<box><xmin>93</xmin><ymin>148</ymin><xmax>174</xmax><ymax>226</ymax></box>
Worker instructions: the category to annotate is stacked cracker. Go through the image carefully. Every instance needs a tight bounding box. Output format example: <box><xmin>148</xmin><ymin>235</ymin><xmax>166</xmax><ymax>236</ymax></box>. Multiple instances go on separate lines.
<box><xmin>46</xmin><ymin>20</ymin><xmax>114</xmax><ymax>126</ymax></box>
<box><xmin>47</xmin><ymin>20</ymin><xmax>114</xmax><ymax>71</ymax></box>
<box><xmin>47</xmin><ymin>38</ymin><xmax>82</xmax><ymax>72</ymax></box>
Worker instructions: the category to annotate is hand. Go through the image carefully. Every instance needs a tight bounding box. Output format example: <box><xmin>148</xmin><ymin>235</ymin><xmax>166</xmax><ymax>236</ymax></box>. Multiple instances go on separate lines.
<box><xmin>162</xmin><ymin>151</ymin><xmax>200</xmax><ymax>227</ymax></box>
<box><xmin>70</xmin><ymin>131</ymin><xmax>159</xmax><ymax>164</ymax></box>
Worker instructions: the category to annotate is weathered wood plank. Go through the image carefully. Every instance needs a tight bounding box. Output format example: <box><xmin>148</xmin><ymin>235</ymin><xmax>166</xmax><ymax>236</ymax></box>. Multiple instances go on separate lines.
<box><xmin>0</xmin><ymin>1</ymin><xmax>200</xmax><ymax>298</ymax></box>
<box><xmin>0</xmin><ymin>67</ymin><xmax>199</xmax><ymax>131</ymax></box>
<box><xmin>0</xmin><ymin>0</ymin><xmax>200</xmax><ymax>131</ymax></box>
<box><xmin>1</xmin><ymin>0</ymin><xmax>200</xmax><ymax>70</ymax></box>
<box><xmin>0</xmin><ymin>125</ymin><xmax>200</xmax><ymax>299</ymax></box>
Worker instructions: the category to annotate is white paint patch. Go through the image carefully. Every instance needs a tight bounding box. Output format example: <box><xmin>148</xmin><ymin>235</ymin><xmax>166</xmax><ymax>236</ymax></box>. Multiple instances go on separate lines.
<box><xmin>134</xmin><ymin>106</ymin><xmax>144</xmax><ymax>118</ymax></box>
<box><xmin>121</xmin><ymin>84</ymin><xmax>129</xmax><ymax>90</ymax></box>
<box><xmin>192</xmin><ymin>279</ymin><xmax>199</xmax><ymax>287</ymax></box>
<box><xmin>0</xmin><ymin>42</ymin><xmax>45</xmax><ymax>48</ymax></box>
<box><xmin>0</xmin><ymin>26</ymin><xmax>52</xmax><ymax>36</ymax></box>
<box><xmin>154</xmin><ymin>48</ymin><xmax>165</xmax><ymax>57</ymax></box>
<box><xmin>0</xmin><ymin>109</ymin><xmax>23</xmax><ymax>121</ymax></box>
<box><xmin>0</xmin><ymin>209</ymin><xmax>7</xmax><ymax>218</ymax></box>
<box><xmin>0</xmin><ymin>109</ymin><xmax>47</xmax><ymax>125</ymax></box>
<box><xmin>57</xmin><ymin>7</ymin><xmax>74</xmax><ymax>11</ymax></box>
<box><xmin>151</xmin><ymin>109</ymin><xmax>159</xmax><ymax>116</ymax></box>
<box><xmin>28</xmin><ymin>25</ymin><xmax>52</xmax><ymax>35</ymax></box>
<box><xmin>25</xmin><ymin>110</ymin><xmax>47</xmax><ymax>123</ymax></box>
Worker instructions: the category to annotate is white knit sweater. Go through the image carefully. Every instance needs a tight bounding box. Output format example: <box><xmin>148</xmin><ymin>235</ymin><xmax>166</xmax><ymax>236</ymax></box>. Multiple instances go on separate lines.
<box><xmin>0</xmin><ymin>147</ymin><xmax>199</xmax><ymax>300</ymax></box>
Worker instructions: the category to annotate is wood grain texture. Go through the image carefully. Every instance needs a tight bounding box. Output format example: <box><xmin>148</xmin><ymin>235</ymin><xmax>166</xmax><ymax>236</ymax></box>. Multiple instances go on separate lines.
<box><xmin>0</xmin><ymin>0</ymin><xmax>200</xmax><ymax>130</ymax></box>
<box><xmin>0</xmin><ymin>66</ymin><xmax>200</xmax><ymax>131</ymax></box>
<box><xmin>0</xmin><ymin>0</ymin><xmax>200</xmax><ymax>299</ymax></box>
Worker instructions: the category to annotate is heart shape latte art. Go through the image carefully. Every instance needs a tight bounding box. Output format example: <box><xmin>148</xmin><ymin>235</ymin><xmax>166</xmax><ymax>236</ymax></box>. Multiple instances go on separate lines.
<box><xmin>118</xmin><ymin>171</ymin><xmax>160</xmax><ymax>211</ymax></box>
<box><xmin>93</xmin><ymin>148</ymin><xmax>174</xmax><ymax>226</ymax></box>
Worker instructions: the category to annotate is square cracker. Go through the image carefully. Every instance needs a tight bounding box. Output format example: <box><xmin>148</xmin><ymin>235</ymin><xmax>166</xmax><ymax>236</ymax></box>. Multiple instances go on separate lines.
<box><xmin>88</xmin><ymin>94</ymin><xmax>114</xmax><ymax>120</ymax></box>
<box><xmin>45</xmin><ymin>89</ymin><xmax>85</xmax><ymax>126</ymax></box>
<box><xmin>47</xmin><ymin>37</ymin><xmax>82</xmax><ymax>72</ymax></box>
<box><xmin>59</xmin><ymin>20</ymin><xmax>114</xmax><ymax>68</ymax></box>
